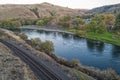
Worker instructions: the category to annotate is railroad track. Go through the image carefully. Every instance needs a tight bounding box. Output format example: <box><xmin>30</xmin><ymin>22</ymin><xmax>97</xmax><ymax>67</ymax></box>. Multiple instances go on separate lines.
<box><xmin>0</xmin><ymin>39</ymin><xmax>69</xmax><ymax>80</ymax></box>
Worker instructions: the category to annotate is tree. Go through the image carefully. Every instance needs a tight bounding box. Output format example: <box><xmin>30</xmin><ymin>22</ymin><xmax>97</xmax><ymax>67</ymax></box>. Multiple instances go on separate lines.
<box><xmin>29</xmin><ymin>38</ymin><xmax>54</xmax><ymax>54</ymax></box>
<box><xmin>0</xmin><ymin>20</ymin><xmax>12</xmax><ymax>28</ymax></box>
<box><xmin>87</xmin><ymin>14</ymin><xmax>107</xmax><ymax>33</ymax></box>
<box><xmin>86</xmin><ymin>21</ymin><xmax>97</xmax><ymax>33</ymax></box>
<box><xmin>36</xmin><ymin>17</ymin><xmax>53</xmax><ymax>26</ymax></box>
<box><xmin>19</xmin><ymin>33</ymin><xmax>28</xmax><ymax>40</ymax></box>
<box><xmin>114</xmin><ymin>13</ymin><xmax>120</xmax><ymax>32</ymax></box>
<box><xmin>30</xmin><ymin>38</ymin><xmax>41</xmax><ymax>46</ymax></box>
<box><xmin>92</xmin><ymin>14</ymin><xmax>105</xmax><ymax>24</ymax></box>
<box><xmin>41</xmin><ymin>40</ymin><xmax>54</xmax><ymax>54</ymax></box>
<box><xmin>73</xmin><ymin>18</ymin><xmax>85</xmax><ymax>27</ymax></box>
<box><xmin>96</xmin><ymin>21</ymin><xmax>106</xmax><ymax>33</ymax></box>
<box><xmin>11</xmin><ymin>20</ymin><xmax>21</xmax><ymax>28</ymax></box>
<box><xmin>30</xmin><ymin>38</ymin><xmax>42</xmax><ymax>50</ymax></box>
<box><xmin>36</xmin><ymin>20</ymin><xmax>44</xmax><ymax>26</ymax></box>
<box><xmin>104</xmin><ymin>14</ymin><xmax>115</xmax><ymax>25</ymax></box>
<box><xmin>59</xmin><ymin>16</ymin><xmax>71</xmax><ymax>27</ymax></box>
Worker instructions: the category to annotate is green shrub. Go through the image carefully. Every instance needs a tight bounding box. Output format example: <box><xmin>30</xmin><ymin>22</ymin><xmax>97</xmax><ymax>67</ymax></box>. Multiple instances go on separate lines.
<box><xmin>58</xmin><ymin>16</ymin><xmax>71</xmax><ymax>27</ymax></box>
<box><xmin>20</xmin><ymin>18</ymin><xmax>37</xmax><ymax>25</ymax></box>
<box><xmin>73</xmin><ymin>18</ymin><xmax>85</xmax><ymax>27</ymax></box>
<box><xmin>0</xmin><ymin>19</ymin><xmax>22</xmax><ymax>29</ymax></box>
<box><xmin>70</xmin><ymin>59</ymin><xmax>80</xmax><ymax>66</ymax></box>
<box><xmin>41</xmin><ymin>40</ymin><xmax>54</xmax><ymax>54</ymax></box>
<box><xmin>86</xmin><ymin>14</ymin><xmax>107</xmax><ymax>33</ymax></box>
<box><xmin>36</xmin><ymin>17</ymin><xmax>53</xmax><ymax>26</ymax></box>
<box><xmin>29</xmin><ymin>38</ymin><xmax>54</xmax><ymax>54</ymax></box>
<box><xmin>114</xmin><ymin>13</ymin><xmax>120</xmax><ymax>32</ymax></box>
<box><xmin>19</xmin><ymin>33</ymin><xmax>28</xmax><ymax>40</ymax></box>
<box><xmin>11</xmin><ymin>20</ymin><xmax>21</xmax><ymax>28</ymax></box>
<box><xmin>30</xmin><ymin>38</ymin><xmax>41</xmax><ymax>50</ymax></box>
<box><xmin>36</xmin><ymin>20</ymin><xmax>44</xmax><ymax>26</ymax></box>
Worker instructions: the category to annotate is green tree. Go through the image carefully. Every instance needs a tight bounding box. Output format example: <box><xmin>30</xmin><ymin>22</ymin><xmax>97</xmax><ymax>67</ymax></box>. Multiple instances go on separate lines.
<box><xmin>36</xmin><ymin>20</ymin><xmax>44</xmax><ymax>25</ymax></box>
<box><xmin>104</xmin><ymin>14</ymin><xmax>115</xmax><ymax>25</ymax></box>
<box><xmin>36</xmin><ymin>17</ymin><xmax>53</xmax><ymax>26</ymax></box>
<box><xmin>11</xmin><ymin>20</ymin><xmax>21</xmax><ymax>28</ymax></box>
<box><xmin>59</xmin><ymin>16</ymin><xmax>71</xmax><ymax>27</ymax></box>
<box><xmin>96</xmin><ymin>21</ymin><xmax>106</xmax><ymax>33</ymax></box>
<box><xmin>114</xmin><ymin>13</ymin><xmax>120</xmax><ymax>32</ymax></box>
<box><xmin>59</xmin><ymin>16</ymin><xmax>71</xmax><ymax>22</ymax></box>
<box><xmin>92</xmin><ymin>14</ymin><xmax>105</xmax><ymax>24</ymax></box>
<box><xmin>86</xmin><ymin>21</ymin><xmax>97</xmax><ymax>33</ymax></box>
<box><xmin>21</xmin><ymin>19</ymin><xmax>37</xmax><ymax>25</ymax></box>
<box><xmin>73</xmin><ymin>18</ymin><xmax>85</xmax><ymax>27</ymax></box>
<box><xmin>30</xmin><ymin>38</ymin><xmax>42</xmax><ymax>50</ymax></box>
<box><xmin>42</xmin><ymin>17</ymin><xmax>53</xmax><ymax>25</ymax></box>
<box><xmin>41</xmin><ymin>40</ymin><xmax>54</xmax><ymax>54</ymax></box>
<box><xmin>87</xmin><ymin>14</ymin><xmax>107</xmax><ymax>33</ymax></box>
<box><xmin>19</xmin><ymin>33</ymin><xmax>28</xmax><ymax>40</ymax></box>
<box><xmin>30</xmin><ymin>38</ymin><xmax>41</xmax><ymax>46</ymax></box>
<box><xmin>0</xmin><ymin>20</ymin><xmax>12</xmax><ymax>28</ymax></box>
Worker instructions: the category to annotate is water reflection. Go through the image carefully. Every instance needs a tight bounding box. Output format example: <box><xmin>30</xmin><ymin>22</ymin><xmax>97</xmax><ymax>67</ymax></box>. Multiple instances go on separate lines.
<box><xmin>86</xmin><ymin>39</ymin><xmax>104</xmax><ymax>53</ymax></box>
<box><xmin>44</xmin><ymin>31</ymin><xmax>52</xmax><ymax>36</ymax></box>
<box><xmin>37</xmin><ymin>30</ymin><xmax>44</xmax><ymax>34</ymax></box>
<box><xmin>73</xmin><ymin>35</ymin><xmax>83</xmax><ymax>41</ymax></box>
<box><xmin>112</xmin><ymin>46</ymin><xmax>120</xmax><ymax>58</ymax></box>
<box><xmin>96</xmin><ymin>42</ymin><xmax>104</xmax><ymax>53</ymax></box>
<box><xmin>20</xmin><ymin>28</ymin><xmax>120</xmax><ymax>74</ymax></box>
<box><xmin>62</xmin><ymin>33</ymin><xmax>72</xmax><ymax>40</ymax></box>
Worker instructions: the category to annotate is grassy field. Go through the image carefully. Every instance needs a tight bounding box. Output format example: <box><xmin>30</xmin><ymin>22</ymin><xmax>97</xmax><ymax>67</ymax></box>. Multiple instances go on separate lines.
<box><xmin>66</xmin><ymin>28</ymin><xmax>120</xmax><ymax>46</ymax></box>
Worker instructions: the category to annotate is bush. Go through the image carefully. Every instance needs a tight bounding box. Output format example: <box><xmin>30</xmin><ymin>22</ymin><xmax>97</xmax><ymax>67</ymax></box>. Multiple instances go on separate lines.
<box><xmin>72</xmin><ymin>18</ymin><xmax>85</xmax><ymax>27</ymax></box>
<box><xmin>36</xmin><ymin>20</ymin><xmax>44</xmax><ymax>26</ymax></box>
<box><xmin>86</xmin><ymin>21</ymin><xmax>97</xmax><ymax>32</ymax></box>
<box><xmin>29</xmin><ymin>38</ymin><xmax>54</xmax><ymax>54</ymax></box>
<box><xmin>41</xmin><ymin>40</ymin><xmax>54</xmax><ymax>54</ymax></box>
<box><xmin>20</xmin><ymin>18</ymin><xmax>38</xmax><ymax>25</ymax></box>
<box><xmin>114</xmin><ymin>13</ymin><xmax>120</xmax><ymax>32</ymax></box>
<box><xmin>30</xmin><ymin>38</ymin><xmax>42</xmax><ymax>50</ymax></box>
<box><xmin>58</xmin><ymin>16</ymin><xmax>71</xmax><ymax>28</ymax></box>
<box><xmin>0</xmin><ymin>19</ymin><xmax>22</xmax><ymax>29</ymax></box>
<box><xmin>36</xmin><ymin>17</ymin><xmax>53</xmax><ymax>26</ymax></box>
<box><xmin>19</xmin><ymin>33</ymin><xmax>28</xmax><ymax>40</ymax></box>
<box><xmin>70</xmin><ymin>59</ymin><xmax>80</xmax><ymax>66</ymax></box>
<box><xmin>86</xmin><ymin>14</ymin><xmax>107</xmax><ymax>33</ymax></box>
<box><xmin>11</xmin><ymin>20</ymin><xmax>21</xmax><ymax>28</ymax></box>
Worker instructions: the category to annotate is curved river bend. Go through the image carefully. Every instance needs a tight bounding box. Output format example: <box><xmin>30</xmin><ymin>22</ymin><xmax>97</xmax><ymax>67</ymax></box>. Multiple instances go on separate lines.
<box><xmin>21</xmin><ymin>29</ymin><xmax>120</xmax><ymax>74</ymax></box>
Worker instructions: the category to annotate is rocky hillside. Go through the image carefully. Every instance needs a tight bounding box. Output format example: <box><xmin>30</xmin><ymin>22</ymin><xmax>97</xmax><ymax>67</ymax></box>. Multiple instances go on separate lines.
<box><xmin>0</xmin><ymin>2</ymin><xmax>86</xmax><ymax>20</ymax></box>
<box><xmin>87</xmin><ymin>3</ymin><xmax>120</xmax><ymax>14</ymax></box>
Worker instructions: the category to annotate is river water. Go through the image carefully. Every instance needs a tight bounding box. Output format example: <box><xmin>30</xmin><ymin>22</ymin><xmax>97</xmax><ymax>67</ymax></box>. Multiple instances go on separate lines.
<box><xmin>21</xmin><ymin>28</ymin><xmax>120</xmax><ymax>74</ymax></box>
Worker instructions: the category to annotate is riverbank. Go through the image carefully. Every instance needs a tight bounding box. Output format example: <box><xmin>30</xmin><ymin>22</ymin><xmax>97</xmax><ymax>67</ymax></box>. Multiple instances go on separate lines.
<box><xmin>65</xmin><ymin>28</ymin><xmax>120</xmax><ymax>46</ymax></box>
<box><xmin>0</xmin><ymin>28</ymin><xmax>98</xmax><ymax>80</ymax></box>
<box><xmin>22</xmin><ymin>25</ymin><xmax>120</xmax><ymax>46</ymax></box>
<box><xmin>5</xmin><ymin>26</ymin><xmax>120</xmax><ymax>79</ymax></box>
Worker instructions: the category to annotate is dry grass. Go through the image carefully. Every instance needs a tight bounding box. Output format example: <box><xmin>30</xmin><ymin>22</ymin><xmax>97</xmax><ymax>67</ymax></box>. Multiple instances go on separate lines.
<box><xmin>0</xmin><ymin>42</ymin><xmax>38</xmax><ymax>80</ymax></box>
<box><xmin>0</xmin><ymin>2</ymin><xmax>87</xmax><ymax>20</ymax></box>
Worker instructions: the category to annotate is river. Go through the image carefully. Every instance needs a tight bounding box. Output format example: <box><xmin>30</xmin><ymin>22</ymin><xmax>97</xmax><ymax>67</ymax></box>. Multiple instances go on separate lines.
<box><xmin>20</xmin><ymin>27</ymin><xmax>120</xmax><ymax>74</ymax></box>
